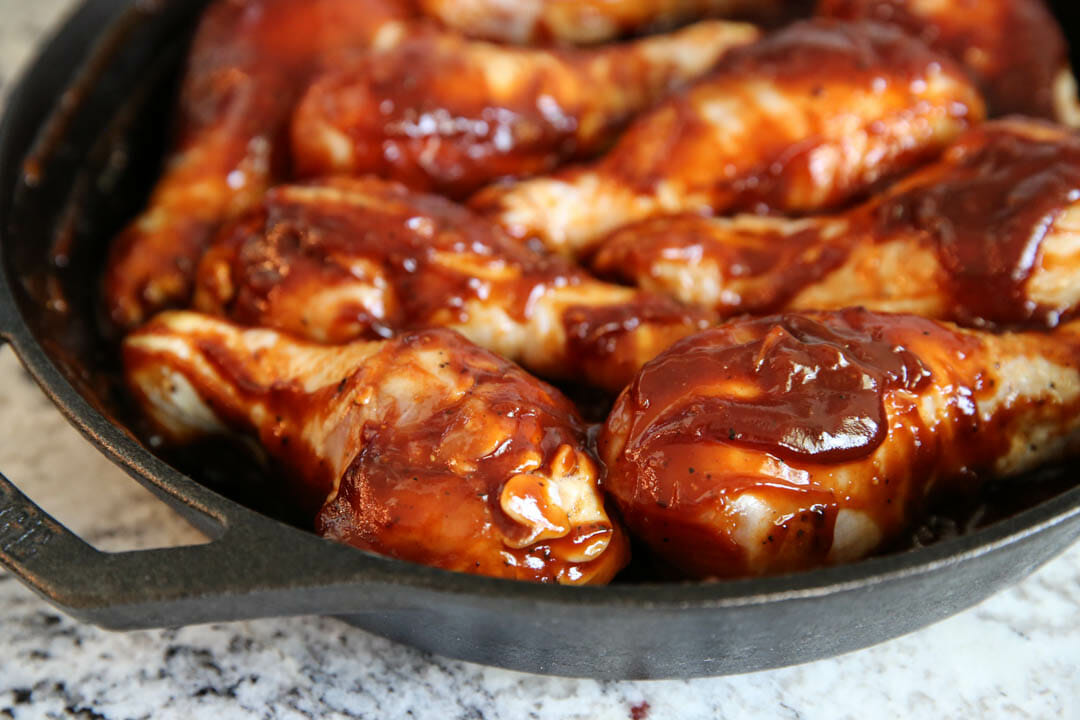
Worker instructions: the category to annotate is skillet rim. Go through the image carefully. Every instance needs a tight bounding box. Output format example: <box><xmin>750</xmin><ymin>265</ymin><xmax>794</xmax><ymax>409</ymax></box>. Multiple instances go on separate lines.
<box><xmin>0</xmin><ymin>0</ymin><xmax>1078</xmax><ymax>615</ymax></box>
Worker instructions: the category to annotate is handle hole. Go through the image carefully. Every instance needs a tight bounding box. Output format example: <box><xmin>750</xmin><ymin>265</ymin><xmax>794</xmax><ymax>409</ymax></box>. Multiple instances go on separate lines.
<box><xmin>0</xmin><ymin>350</ymin><xmax>211</xmax><ymax>552</ymax></box>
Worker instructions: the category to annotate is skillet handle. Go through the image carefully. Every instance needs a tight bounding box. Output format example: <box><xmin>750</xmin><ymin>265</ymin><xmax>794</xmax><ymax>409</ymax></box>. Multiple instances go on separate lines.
<box><xmin>0</xmin><ymin>469</ymin><xmax>103</xmax><ymax>598</ymax></box>
<box><xmin>0</xmin><ymin>468</ymin><xmax>401</xmax><ymax>628</ymax></box>
<box><xmin>0</xmin><ymin>289</ymin><xmax>406</xmax><ymax>627</ymax></box>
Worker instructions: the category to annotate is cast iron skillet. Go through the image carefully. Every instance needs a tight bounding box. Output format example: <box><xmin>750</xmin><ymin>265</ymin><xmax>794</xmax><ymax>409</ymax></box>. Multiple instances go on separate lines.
<box><xmin>1</xmin><ymin>0</ymin><xmax>1080</xmax><ymax>680</ymax></box>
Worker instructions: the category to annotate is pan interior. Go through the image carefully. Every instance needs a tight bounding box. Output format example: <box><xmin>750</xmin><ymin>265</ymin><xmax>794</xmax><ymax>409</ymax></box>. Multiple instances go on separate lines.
<box><xmin>2</xmin><ymin>0</ymin><xmax>1080</xmax><ymax>587</ymax></box>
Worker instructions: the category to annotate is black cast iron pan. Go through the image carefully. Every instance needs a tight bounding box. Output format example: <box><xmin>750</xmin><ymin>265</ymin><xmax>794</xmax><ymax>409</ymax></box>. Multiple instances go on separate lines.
<box><xmin>2</xmin><ymin>0</ymin><xmax>1080</xmax><ymax>680</ymax></box>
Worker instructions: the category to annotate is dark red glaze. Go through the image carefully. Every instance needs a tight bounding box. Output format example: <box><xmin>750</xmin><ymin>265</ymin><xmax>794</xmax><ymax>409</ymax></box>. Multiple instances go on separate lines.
<box><xmin>591</xmin><ymin>213</ymin><xmax>854</xmax><ymax>316</ymax></box>
<box><xmin>819</xmin><ymin>0</ymin><xmax>1070</xmax><ymax>118</ymax></box>
<box><xmin>603</xmin><ymin>18</ymin><xmax>979</xmax><ymax>205</ymax></box>
<box><xmin>194</xmin><ymin>177</ymin><xmax>709</xmax><ymax>390</ymax></box>
<box><xmin>294</xmin><ymin>29</ymin><xmax>577</xmax><ymax>198</ymax></box>
<box><xmin>103</xmin><ymin>0</ymin><xmax>413</xmax><ymax>330</ymax></box>
<box><xmin>291</xmin><ymin>24</ymin><xmax>756</xmax><ymax>198</ymax></box>
<box><xmin>879</xmin><ymin>119</ymin><xmax>1080</xmax><ymax>327</ymax></box>
<box><xmin>612</xmin><ymin>309</ymin><xmax>933</xmax><ymax>465</ymax></box>
<box><xmin>598</xmin><ymin>310</ymin><xmax>948</xmax><ymax>578</ymax></box>
<box><xmin>562</xmin><ymin>298</ymin><xmax>712</xmax><ymax>395</ymax></box>
<box><xmin>199</xmin><ymin>177</ymin><xmax>569</xmax><ymax>336</ymax></box>
<box><xmin>125</xmin><ymin>319</ymin><xmax>629</xmax><ymax>583</ymax></box>
<box><xmin>467</xmin><ymin>16</ymin><xmax>981</xmax><ymax>255</ymax></box>
<box><xmin>309</xmin><ymin>331</ymin><xmax>627</xmax><ymax>582</ymax></box>
<box><xmin>600</xmin><ymin>307</ymin><xmax>1080</xmax><ymax>577</ymax></box>
<box><xmin>592</xmin><ymin>120</ymin><xmax>1080</xmax><ymax>331</ymax></box>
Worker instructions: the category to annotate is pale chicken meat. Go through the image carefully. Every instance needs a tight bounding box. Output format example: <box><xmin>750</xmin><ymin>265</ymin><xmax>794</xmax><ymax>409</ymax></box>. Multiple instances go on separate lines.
<box><xmin>818</xmin><ymin>0</ymin><xmax>1080</xmax><ymax>125</ymax></box>
<box><xmin>103</xmin><ymin>0</ymin><xmax>414</xmax><ymax>332</ymax></box>
<box><xmin>592</xmin><ymin>118</ymin><xmax>1080</xmax><ymax>329</ymax></box>
<box><xmin>290</xmin><ymin>21</ymin><xmax>761</xmax><ymax>198</ymax></box>
<box><xmin>124</xmin><ymin>311</ymin><xmax>630</xmax><ymax>584</ymax></box>
<box><xmin>599</xmin><ymin>308</ymin><xmax>1080</xmax><ymax>578</ymax></box>
<box><xmin>192</xmin><ymin>177</ymin><xmax>710</xmax><ymax>392</ymax></box>
<box><xmin>417</xmin><ymin>0</ymin><xmax>806</xmax><ymax>44</ymax></box>
<box><xmin>471</xmin><ymin>19</ymin><xmax>985</xmax><ymax>258</ymax></box>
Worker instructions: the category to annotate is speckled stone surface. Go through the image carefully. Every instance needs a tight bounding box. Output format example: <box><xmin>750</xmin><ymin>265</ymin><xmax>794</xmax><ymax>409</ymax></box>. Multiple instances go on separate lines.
<box><xmin>1</xmin><ymin>1</ymin><xmax>1079</xmax><ymax>718</ymax></box>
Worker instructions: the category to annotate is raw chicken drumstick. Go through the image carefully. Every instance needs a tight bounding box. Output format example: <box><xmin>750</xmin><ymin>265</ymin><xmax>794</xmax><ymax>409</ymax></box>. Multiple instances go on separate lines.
<box><xmin>417</xmin><ymin>0</ymin><xmax>805</xmax><ymax>45</ymax></box>
<box><xmin>818</xmin><ymin>0</ymin><xmax>1080</xmax><ymax>124</ymax></box>
<box><xmin>192</xmin><ymin>176</ymin><xmax>710</xmax><ymax>393</ymax></box>
<box><xmin>103</xmin><ymin>0</ymin><xmax>414</xmax><ymax>332</ymax></box>
<box><xmin>591</xmin><ymin>118</ymin><xmax>1080</xmax><ymax>329</ymax></box>
<box><xmin>599</xmin><ymin>308</ymin><xmax>1080</xmax><ymax>579</ymax></box>
<box><xmin>472</xmin><ymin>19</ymin><xmax>984</xmax><ymax>258</ymax></box>
<box><xmin>124</xmin><ymin>311</ymin><xmax>629</xmax><ymax>584</ymax></box>
<box><xmin>291</xmin><ymin>21</ymin><xmax>760</xmax><ymax>198</ymax></box>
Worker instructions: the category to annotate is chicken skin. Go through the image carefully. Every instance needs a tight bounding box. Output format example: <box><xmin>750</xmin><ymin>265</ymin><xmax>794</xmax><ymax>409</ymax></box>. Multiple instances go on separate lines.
<box><xmin>472</xmin><ymin>19</ymin><xmax>984</xmax><ymax>258</ymax></box>
<box><xmin>103</xmin><ymin>0</ymin><xmax>414</xmax><ymax>332</ymax></box>
<box><xmin>192</xmin><ymin>177</ymin><xmax>710</xmax><ymax>392</ymax></box>
<box><xmin>599</xmin><ymin>308</ymin><xmax>1080</xmax><ymax>578</ymax></box>
<box><xmin>818</xmin><ymin>0</ymin><xmax>1080</xmax><ymax>124</ymax></box>
<box><xmin>124</xmin><ymin>311</ymin><xmax>629</xmax><ymax>584</ymax></box>
<box><xmin>291</xmin><ymin>21</ymin><xmax>760</xmax><ymax>198</ymax></box>
<box><xmin>417</xmin><ymin>0</ymin><xmax>806</xmax><ymax>45</ymax></box>
<box><xmin>592</xmin><ymin>118</ymin><xmax>1080</xmax><ymax>329</ymax></box>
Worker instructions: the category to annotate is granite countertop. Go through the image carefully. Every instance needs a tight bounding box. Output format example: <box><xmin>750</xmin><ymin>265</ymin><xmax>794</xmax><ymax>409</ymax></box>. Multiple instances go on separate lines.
<box><xmin>1</xmin><ymin>1</ymin><xmax>1079</xmax><ymax>718</ymax></box>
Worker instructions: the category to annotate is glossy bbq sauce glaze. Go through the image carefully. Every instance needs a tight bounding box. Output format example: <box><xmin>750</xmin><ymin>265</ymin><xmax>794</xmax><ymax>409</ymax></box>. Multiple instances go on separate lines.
<box><xmin>598</xmin><ymin>309</ymin><xmax>994</xmax><ymax>578</ymax></box>
<box><xmin>600</xmin><ymin>18</ymin><xmax>981</xmax><ymax>210</ymax></box>
<box><xmin>290</xmin><ymin>23</ymin><xmax>760</xmax><ymax>199</ymax></box>
<box><xmin>608</xmin><ymin>310</ymin><xmax>933</xmax><ymax>464</ymax></box>
<box><xmin>101</xmin><ymin>0</ymin><xmax>416</xmax><ymax>331</ymax></box>
<box><xmin>878</xmin><ymin>120</ymin><xmax>1080</xmax><ymax>327</ymax></box>
<box><xmin>293</xmin><ymin>31</ymin><xmax>600</xmax><ymax>198</ymax></box>
<box><xmin>197</xmin><ymin>177</ymin><xmax>576</xmax><ymax>337</ymax></box>
<box><xmin>819</xmin><ymin>0</ymin><xmax>1069</xmax><ymax>118</ymax></box>
<box><xmin>194</xmin><ymin>177</ymin><xmax>709</xmax><ymax>389</ymax></box>
<box><xmin>560</xmin><ymin>298</ymin><xmax>712</xmax><ymax>389</ymax></box>
<box><xmin>310</xmin><ymin>331</ymin><xmax>627</xmax><ymax>584</ymax></box>
<box><xmin>124</xmin><ymin>321</ymin><xmax>628</xmax><ymax>584</ymax></box>
<box><xmin>590</xmin><ymin>213</ymin><xmax>854</xmax><ymax>317</ymax></box>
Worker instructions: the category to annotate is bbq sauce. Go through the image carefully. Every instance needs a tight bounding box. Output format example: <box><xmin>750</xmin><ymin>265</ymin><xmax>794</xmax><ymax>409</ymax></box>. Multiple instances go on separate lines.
<box><xmin>292</xmin><ymin>24</ymin><xmax>755</xmax><ymax>199</ymax></box>
<box><xmin>125</xmin><ymin>318</ymin><xmax>628</xmax><ymax>584</ymax></box>
<box><xmin>601</xmin><ymin>19</ymin><xmax>980</xmax><ymax>210</ymax></box>
<box><xmin>560</xmin><ymin>294</ymin><xmax>713</xmax><ymax>393</ymax></box>
<box><xmin>597</xmin><ymin>120</ymin><xmax>1080</xmax><ymax>330</ymax></box>
<box><xmin>597</xmin><ymin>309</ymin><xmax>991</xmax><ymax>578</ymax></box>
<box><xmin>600</xmin><ymin>306</ymin><xmax>1080</xmax><ymax>579</ymax></box>
<box><xmin>613</xmin><ymin>309</ymin><xmax>934</xmax><ymax>465</ymax></box>
<box><xmin>102</xmin><ymin>0</ymin><xmax>413</xmax><ymax>331</ymax></box>
<box><xmin>195</xmin><ymin>176</ymin><xmax>709</xmax><ymax>391</ymax></box>
<box><xmin>591</xmin><ymin>213</ymin><xmax>853</xmax><ymax>317</ymax></box>
<box><xmin>879</xmin><ymin>120</ymin><xmax>1080</xmax><ymax>327</ymax></box>
<box><xmin>820</xmin><ymin>0</ymin><xmax>1069</xmax><ymax>118</ymax></box>
<box><xmin>199</xmin><ymin>177</ymin><xmax>586</xmax><ymax>337</ymax></box>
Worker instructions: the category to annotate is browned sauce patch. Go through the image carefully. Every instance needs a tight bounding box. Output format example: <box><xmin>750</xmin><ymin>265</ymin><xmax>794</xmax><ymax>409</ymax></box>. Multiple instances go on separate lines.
<box><xmin>592</xmin><ymin>213</ymin><xmax>854</xmax><ymax>316</ymax></box>
<box><xmin>593</xmin><ymin>120</ymin><xmax>1080</xmax><ymax>329</ymax></box>
<box><xmin>819</xmin><ymin>0</ymin><xmax>1069</xmax><ymax>118</ymax></box>
<box><xmin>124</xmin><ymin>318</ymin><xmax>629</xmax><ymax>583</ymax></box>
<box><xmin>615</xmin><ymin>309</ymin><xmax>938</xmax><ymax>465</ymax></box>
<box><xmin>878</xmin><ymin>120</ymin><xmax>1080</xmax><ymax>327</ymax></box>
<box><xmin>291</xmin><ymin>23</ymin><xmax>758</xmax><ymax>198</ymax></box>
<box><xmin>195</xmin><ymin>177</ymin><xmax>709</xmax><ymax>390</ymax></box>
<box><xmin>102</xmin><ymin>0</ymin><xmax>413</xmax><ymax>331</ymax></box>
<box><xmin>201</xmin><ymin>178</ymin><xmax>574</xmax><ymax>335</ymax></box>
<box><xmin>602</xmin><ymin>19</ymin><xmax>978</xmax><ymax>204</ymax></box>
